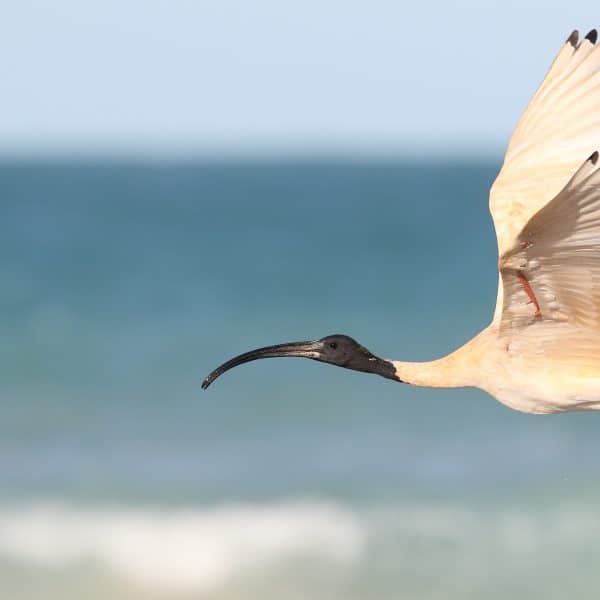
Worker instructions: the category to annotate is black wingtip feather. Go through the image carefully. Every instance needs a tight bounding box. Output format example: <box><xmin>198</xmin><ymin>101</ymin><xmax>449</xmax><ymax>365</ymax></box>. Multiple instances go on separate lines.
<box><xmin>585</xmin><ymin>29</ymin><xmax>598</xmax><ymax>44</ymax></box>
<box><xmin>589</xmin><ymin>151</ymin><xmax>599</xmax><ymax>165</ymax></box>
<box><xmin>567</xmin><ymin>30</ymin><xmax>579</xmax><ymax>46</ymax></box>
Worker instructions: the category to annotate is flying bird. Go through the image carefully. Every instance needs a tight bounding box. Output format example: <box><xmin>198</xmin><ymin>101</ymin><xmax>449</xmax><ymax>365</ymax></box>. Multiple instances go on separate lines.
<box><xmin>204</xmin><ymin>29</ymin><xmax>600</xmax><ymax>415</ymax></box>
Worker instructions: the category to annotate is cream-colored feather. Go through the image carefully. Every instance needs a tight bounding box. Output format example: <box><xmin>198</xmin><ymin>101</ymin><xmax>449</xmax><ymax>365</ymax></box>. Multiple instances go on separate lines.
<box><xmin>490</xmin><ymin>30</ymin><xmax>600</xmax><ymax>253</ymax></box>
<box><xmin>491</xmin><ymin>30</ymin><xmax>600</xmax><ymax>327</ymax></box>
<box><xmin>393</xmin><ymin>29</ymin><xmax>600</xmax><ymax>413</ymax></box>
<box><xmin>499</xmin><ymin>151</ymin><xmax>600</xmax><ymax>331</ymax></box>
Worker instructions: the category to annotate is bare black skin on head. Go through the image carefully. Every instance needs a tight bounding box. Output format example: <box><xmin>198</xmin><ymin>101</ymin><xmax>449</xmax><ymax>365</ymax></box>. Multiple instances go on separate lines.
<box><xmin>201</xmin><ymin>334</ymin><xmax>401</xmax><ymax>390</ymax></box>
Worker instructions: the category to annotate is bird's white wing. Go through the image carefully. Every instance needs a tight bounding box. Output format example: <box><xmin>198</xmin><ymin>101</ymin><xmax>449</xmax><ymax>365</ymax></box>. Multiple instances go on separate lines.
<box><xmin>498</xmin><ymin>151</ymin><xmax>600</xmax><ymax>332</ymax></box>
<box><xmin>490</xmin><ymin>30</ymin><xmax>600</xmax><ymax>255</ymax></box>
<box><xmin>490</xmin><ymin>29</ymin><xmax>600</xmax><ymax>326</ymax></box>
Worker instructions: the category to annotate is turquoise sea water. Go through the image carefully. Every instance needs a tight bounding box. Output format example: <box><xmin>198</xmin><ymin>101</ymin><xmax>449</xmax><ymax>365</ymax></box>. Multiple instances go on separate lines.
<box><xmin>3</xmin><ymin>160</ymin><xmax>600</xmax><ymax>598</ymax></box>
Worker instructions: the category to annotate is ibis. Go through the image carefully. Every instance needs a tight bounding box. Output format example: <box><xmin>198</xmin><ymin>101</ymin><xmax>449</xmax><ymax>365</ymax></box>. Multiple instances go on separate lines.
<box><xmin>204</xmin><ymin>29</ymin><xmax>600</xmax><ymax>415</ymax></box>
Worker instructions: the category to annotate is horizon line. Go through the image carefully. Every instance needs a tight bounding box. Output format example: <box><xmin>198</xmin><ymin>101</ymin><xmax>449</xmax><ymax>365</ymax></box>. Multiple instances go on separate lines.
<box><xmin>0</xmin><ymin>144</ymin><xmax>506</xmax><ymax>164</ymax></box>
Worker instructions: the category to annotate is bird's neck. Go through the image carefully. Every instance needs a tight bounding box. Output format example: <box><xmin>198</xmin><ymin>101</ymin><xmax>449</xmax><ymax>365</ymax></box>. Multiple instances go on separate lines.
<box><xmin>391</xmin><ymin>332</ymin><xmax>487</xmax><ymax>389</ymax></box>
<box><xmin>392</xmin><ymin>357</ymin><xmax>470</xmax><ymax>388</ymax></box>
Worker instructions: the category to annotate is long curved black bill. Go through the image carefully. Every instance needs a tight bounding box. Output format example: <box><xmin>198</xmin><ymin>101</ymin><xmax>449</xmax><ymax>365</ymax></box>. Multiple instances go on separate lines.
<box><xmin>202</xmin><ymin>340</ymin><xmax>319</xmax><ymax>389</ymax></box>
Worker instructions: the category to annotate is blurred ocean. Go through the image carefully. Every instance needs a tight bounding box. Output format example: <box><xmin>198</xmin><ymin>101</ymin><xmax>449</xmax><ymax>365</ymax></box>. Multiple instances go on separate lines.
<box><xmin>3</xmin><ymin>160</ymin><xmax>600</xmax><ymax>599</ymax></box>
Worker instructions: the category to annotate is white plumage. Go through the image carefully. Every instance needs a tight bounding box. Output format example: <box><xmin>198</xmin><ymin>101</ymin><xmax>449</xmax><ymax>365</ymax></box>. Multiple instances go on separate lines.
<box><xmin>392</xmin><ymin>29</ymin><xmax>600</xmax><ymax>413</ymax></box>
<box><xmin>203</xmin><ymin>29</ymin><xmax>600</xmax><ymax>414</ymax></box>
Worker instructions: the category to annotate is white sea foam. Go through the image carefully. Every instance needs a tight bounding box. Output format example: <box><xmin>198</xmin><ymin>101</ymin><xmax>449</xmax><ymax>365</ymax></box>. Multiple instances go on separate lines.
<box><xmin>2</xmin><ymin>498</ymin><xmax>600</xmax><ymax>595</ymax></box>
<box><xmin>0</xmin><ymin>499</ymin><xmax>365</xmax><ymax>592</ymax></box>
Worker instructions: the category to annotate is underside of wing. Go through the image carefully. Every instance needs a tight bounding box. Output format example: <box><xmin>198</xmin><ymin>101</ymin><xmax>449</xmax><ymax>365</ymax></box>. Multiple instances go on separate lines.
<box><xmin>499</xmin><ymin>152</ymin><xmax>600</xmax><ymax>332</ymax></box>
<box><xmin>490</xmin><ymin>29</ymin><xmax>600</xmax><ymax>254</ymax></box>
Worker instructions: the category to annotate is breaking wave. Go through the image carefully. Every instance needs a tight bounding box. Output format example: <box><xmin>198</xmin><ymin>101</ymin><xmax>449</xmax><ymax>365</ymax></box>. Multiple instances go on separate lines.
<box><xmin>0</xmin><ymin>499</ymin><xmax>365</xmax><ymax>592</ymax></box>
<box><xmin>2</xmin><ymin>497</ymin><xmax>600</xmax><ymax>596</ymax></box>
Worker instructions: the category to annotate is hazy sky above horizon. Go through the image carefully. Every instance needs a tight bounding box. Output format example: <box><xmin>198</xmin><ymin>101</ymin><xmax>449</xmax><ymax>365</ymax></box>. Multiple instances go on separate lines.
<box><xmin>1</xmin><ymin>1</ymin><xmax>598</xmax><ymax>156</ymax></box>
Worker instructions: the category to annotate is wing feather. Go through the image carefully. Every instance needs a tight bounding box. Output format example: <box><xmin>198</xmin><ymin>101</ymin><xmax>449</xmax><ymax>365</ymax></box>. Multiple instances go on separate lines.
<box><xmin>499</xmin><ymin>152</ymin><xmax>600</xmax><ymax>332</ymax></box>
<box><xmin>490</xmin><ymin>30</ymin><xmax>600</xmax><ymax>254</ymax></box>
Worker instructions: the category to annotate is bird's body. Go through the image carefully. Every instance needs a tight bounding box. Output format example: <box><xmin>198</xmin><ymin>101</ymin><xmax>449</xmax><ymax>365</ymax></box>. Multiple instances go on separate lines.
<box><xmin>392</xmin><ymin>324</ymin><xmax>600</xmax><ymax>413</ymax></box>
<box><xmin>204</xmin><ymin>28</ymin><xmax>600</xmax><ymax>415</ymax></box>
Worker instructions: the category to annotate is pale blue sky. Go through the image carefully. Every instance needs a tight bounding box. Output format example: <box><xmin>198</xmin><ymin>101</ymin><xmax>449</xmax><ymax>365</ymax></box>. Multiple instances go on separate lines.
<box><xmin>1</xmin><ymin>1</ymin><xmax>598</xmax><ymax>156</ymax></box>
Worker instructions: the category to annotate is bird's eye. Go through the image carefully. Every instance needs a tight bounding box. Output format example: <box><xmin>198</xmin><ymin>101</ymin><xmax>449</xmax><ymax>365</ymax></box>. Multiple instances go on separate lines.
<box><xmin>329</xmin><ymin>342</ymin><xmax>338</xmax><ymax>349</ymax></box>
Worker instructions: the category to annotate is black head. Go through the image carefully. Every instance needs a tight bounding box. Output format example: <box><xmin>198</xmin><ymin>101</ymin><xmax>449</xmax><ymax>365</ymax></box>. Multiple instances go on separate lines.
<box><xmin>202</xmin><ymin>333</ymin><xmax>399</xmax><ymax>389</ymax></box>
<box><xmin>314</xmin><ymin>334</ymin><xmax>388</xmax><ymax>371</ymax></box>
